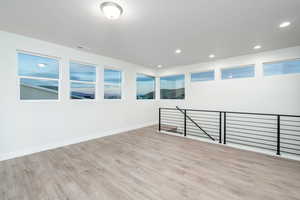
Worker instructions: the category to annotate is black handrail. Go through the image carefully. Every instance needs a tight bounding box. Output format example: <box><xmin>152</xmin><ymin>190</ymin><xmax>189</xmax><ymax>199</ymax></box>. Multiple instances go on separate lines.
<box><xmin>159</xmin><ymin>107</ymin><xmax>300</xmax><ymax>157</ymax></box>
<box><xmin>176</xmin><ymin>106</ymin><xmax>215</xmax><ymax>141</ymax></box>
<box><xmin>161</xmin><ymin>107</ymin><xmax>300</xmax><ymax>118</ymax></box>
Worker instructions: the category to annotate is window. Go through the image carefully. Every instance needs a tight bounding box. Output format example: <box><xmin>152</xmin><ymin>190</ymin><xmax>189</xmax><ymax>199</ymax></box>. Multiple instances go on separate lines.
<box><xmin>263</xmin><ymin>59</ymin><xmax>300</xmax><ymax>76</ymax></box>
<box><xmin>104</xmin><ymin>69</ymin><xmax>122</xmax><ymax>99</ymax></box>
<box><xmin>191</xmin><ymin>70</ymin><xmax>215</xmax><ymax>82</ymax></box>
<box><xmin>136</xmin><ymin>74</ymin><xmax>155</xmax><ymax>99</ymax></box>
<box><xmin>160</xmin><ymin>74</ymin><xmax>185</xmax><ymax>99</ymax></box>
<box><xmin>70</xmin><ymin>62</ymin><xmax>96</xmax><ymax>100</ymax></box>
<box><xmin>221</xmin><ymin>65</ymin><xmax>255</xmax><ymax>80</ymax></box>
<box><xmin>18</xmin><ymin>52</ymin><xmax>59</xmax><ymax>100</ymax></box>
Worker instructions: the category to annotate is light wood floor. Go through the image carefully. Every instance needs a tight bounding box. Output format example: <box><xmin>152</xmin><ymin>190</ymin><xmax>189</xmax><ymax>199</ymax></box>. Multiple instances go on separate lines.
<box><xmin>1</xmin><ymin>125</ymin><xmax>300</xmax><ymax>200</ymax></box>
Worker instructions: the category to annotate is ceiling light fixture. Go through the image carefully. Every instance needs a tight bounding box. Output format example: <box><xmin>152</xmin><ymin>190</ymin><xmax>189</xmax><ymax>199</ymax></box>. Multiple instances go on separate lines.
<box><xmin>175</xmin><ymin>49</ymin><xmax>182</xmax><ymax>54</ymax></box>
<box><xmin>209</xmin><ymin>54</ymin><xmax>215</xmax><ymax>58</ymax></box>
<box><xmin>100</xmin><ymin>2</ymin><xmax>123</xmax><ymax>20</ymax></box>
<box><xmin>253</xmin><ymin>45</ymin><xmax>261</xmax><ymax>50</ymax></box>
<box><xmin>37</xmin><ymin>63</ymin><xmax>47</xmax><ymax>68</ymax></box>
<box><xmin>157</xmin><ymin>65</ymin><xmax>163</xmax><ymax>68</ymax></box>
<box><xmin>279</xmin><ymin>21</ymin><xmax>291</xmax><ymax>28</ymax></box>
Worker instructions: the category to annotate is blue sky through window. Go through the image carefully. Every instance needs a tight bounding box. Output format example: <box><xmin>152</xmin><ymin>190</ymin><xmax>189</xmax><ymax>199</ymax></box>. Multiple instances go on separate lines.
<box><xmin>18</xmin><ymin>53</ymin><xmax>59</xmax><ymax>79</ymax></box>
<box><xmin>160</xmin><ymin>74</ymin><xmax>185</xmax><ymax>99</ymax></box>
<box><xmin>191</xmin><ymin>71</ymin><xmax>215</xmax><ymax>82</ymax></box>
<box><xmin>222</xmin><ymin>65</ymin><xmax>254</xmax><ymax>80</ymax></box>
<box><xmin>137</xmin><ymin>74</ymin><xmax>155</xmax><ymax>99</ymax></box>
<box><xmin>264</xmin><ymin>60</ymin><xmax>300</xmax><ymax>76</ymax></box>
<box><xmin>70</xmin><ymin>62</ymin><xmax>96</xmax><ymax>82</ymax></box>
<box><xmin>104</xmin><ymin>69</ymin><xmax>122</xmax><ymax>99</ymax></box>
<box><xmin>160</xmin><ymin>74</ymin><xmax>184</xmax><ymax>89</ymax></box>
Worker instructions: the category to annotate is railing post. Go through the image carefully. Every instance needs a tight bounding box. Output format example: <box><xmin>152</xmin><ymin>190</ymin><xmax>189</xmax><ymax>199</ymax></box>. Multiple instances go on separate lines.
<box><xmin>159</xmin><ymin>108</ymin><xmax>161</xmax><ymax>132</ymax></box>
<box><xmin>223</xmin><ymin>112</ymin><xmax>226</xmax><ymax>144</ymax></box>
<box><xmin>184</xmin><ymin>109</ymin><xmax>187</xmax><ymax>136</ymax></box>
<box><xmin>277</xmin><ymin>115</ymin><xmax>280</xmax><ymax>155</ymax></box>
<box><xmin>219</xmin><ymin>112</ymin><xmax>222</xmax><ymax>144</ymax></box>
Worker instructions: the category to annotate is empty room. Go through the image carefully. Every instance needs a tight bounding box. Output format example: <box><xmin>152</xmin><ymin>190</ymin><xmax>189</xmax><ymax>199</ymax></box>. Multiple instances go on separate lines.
<box><xmin>1</xmin><ymin>0</ymin><xmax>300</xmax><ymax>199</ymax></box>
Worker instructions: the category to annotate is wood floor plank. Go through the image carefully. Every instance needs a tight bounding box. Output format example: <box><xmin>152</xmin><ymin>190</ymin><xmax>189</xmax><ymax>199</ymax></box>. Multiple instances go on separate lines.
<box><xmin>0</xmin><ymin>125</ymin><xmax>300</xmax><ymax>200</ymax></box>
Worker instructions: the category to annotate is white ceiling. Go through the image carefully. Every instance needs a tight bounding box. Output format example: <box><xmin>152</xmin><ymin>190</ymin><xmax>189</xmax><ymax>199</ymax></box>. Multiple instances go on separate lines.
<box><xmin>0</xmin><ymin>0</ymin><xmax>300</xmax><ymax>68</ymax></box>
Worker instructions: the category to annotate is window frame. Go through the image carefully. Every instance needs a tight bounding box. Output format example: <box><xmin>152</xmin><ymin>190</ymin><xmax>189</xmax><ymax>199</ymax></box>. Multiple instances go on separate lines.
<box><xmin>159</xmin><ymin>73</ymin><xmax>185</xmax><ymax>100</ymax></box>
<box><xmin>17</xmin><ymin>50</ymin><xmax>61</xmax><ymax>102</ymax></box>
<box><xmin>263</xmin><ymin>58</ymin><xmax>300</xmax><ymax>77</ymax></box>
<box><xmin>103</xmin><ymin>67</ymin><xmax>123</xmax><ymax>100</ymax></box>
<box><xmin>190</xmin><ymin>69</ymin><xmax>215</xmax><ymax>83</ymax></box>
<box><xmin>69</xmin><ymin>60</ymin><xmax>98</xmax><ymax>101</ymax></box>
<box><xmin>136</xmin><ymin>73</ymin><xmax>156</xmax><ymax>100</ymax></box>
<box><xmin>221</xmin><ymin>64</ymin><xmax>255</xmax><ymax>80</ymax></box>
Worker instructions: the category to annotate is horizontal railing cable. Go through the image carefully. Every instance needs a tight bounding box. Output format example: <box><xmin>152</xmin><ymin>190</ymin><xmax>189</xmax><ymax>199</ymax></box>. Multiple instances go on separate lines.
<box><xmin>159</xmin><ymin>107</ymin><xmax>300</xmax><ymax>157</ymax></box>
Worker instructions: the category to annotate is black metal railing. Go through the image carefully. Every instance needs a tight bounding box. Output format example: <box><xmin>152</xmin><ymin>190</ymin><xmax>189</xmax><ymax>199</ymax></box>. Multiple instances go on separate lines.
<box><xmin>159</xmin><ymin>107</ymin><xmax>300</xmax><ymax>157</ymax></box>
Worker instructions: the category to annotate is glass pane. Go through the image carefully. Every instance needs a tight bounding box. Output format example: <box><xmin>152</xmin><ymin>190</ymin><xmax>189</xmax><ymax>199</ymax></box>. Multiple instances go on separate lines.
<box><xmin>70</xmin><ymin>82</ymin><xmax>95</xmax><ymax>99</ymax></box>
<box><xmin>104</xmin><ymin>69</ymin><xmax>122</xmax><ymax>99</ymax></box>
<box><xmin>104</xmin><ymin>85</ymin><xmax>121</xmax><ymax>99</ymax></box>
<box><xmin>20</xmin><ymin>78</ymin><xmax>58</xmax><ymax>100</ymax></box>
<box><xmin>18</xmin><ymin>53</ymin><xmax>59</xmax><ymax>79</ymax></box>
<box><xmin>264</xmin><ymin>60</ymin><xmax>300</xmax><ymax>76</ymax></box>
<box><xmin>191</xmin><ymin>71</ymin><xmax>215</xmax><ymax>82</ymax></box>
<box><xmin>222</xmin><ymin>65</ymin><xmax>254</xmax><ymax>80</ymax></box>
<box><xmin>137</xmin><ymin>74</ymin><xmax>155</xmax><ymax>99</ymax></box>
<box><xmin>160</xmin><ymin>74</ymin><xmax>185</xmax><ymax>99</ymax></box>
<box><xmin>70</xmin><ymin>62</ymin><xmax>96</xmax><ymax>82</ymax></box>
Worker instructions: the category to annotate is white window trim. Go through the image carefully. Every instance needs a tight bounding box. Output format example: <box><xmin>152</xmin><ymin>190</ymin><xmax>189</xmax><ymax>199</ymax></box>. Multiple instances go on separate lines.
<box><xmin>136</xmin><ymin>73</ymin><xmax>156</xmax><ymax>101</ymax></box>
<box><xmin>17</xmin><ymin>50</ymin><xmax>61</xmax><ymax>102</ymax></box>
<box><xmin>103</xmin><ymin>67</ymin><xmax>123</xmax><ymax>101</ymax></box>
<box><xmin>263</xmin><ymin>58</ymin><xmax>300</xmax><ymax>65</ymax></box>
<box><xmin>69</xmin><ymin>61</ymin><xmax>98</xmax><ymax>101</ymax></box>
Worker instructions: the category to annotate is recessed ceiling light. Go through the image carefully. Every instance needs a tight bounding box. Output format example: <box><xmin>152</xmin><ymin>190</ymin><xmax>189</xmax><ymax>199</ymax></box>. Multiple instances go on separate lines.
<box><xmin>279</xmin><ymin>21</ymin><xmax>291</xmax><ymax>28</ymax></box>
<box><xmin>37</xmin><ymin>63</ymin><xmax>47</xmax><ymax>68</ymax></box>
<box><xmin>157</xmin><ymin>65</ymin><xmax>163</xmax><ymax>68</ymax></box>
<box><xmin>175</xmin><ymin>49</ymin><xmax>182</xmax><ymax>54</ymax></box>
<box><xmin>100</xmin><ymin>2</ymin><xmax>123</xmax><ymax>20</ymax></box>
<box><xmin>253</xmin><ymin>45</ymin><xmax>262</xmax><ymax>50</ymax></box>
<box><xmin>209</xmin><ymin>54</ymin><xmax>215</xmax><ymax>58</ymax></box>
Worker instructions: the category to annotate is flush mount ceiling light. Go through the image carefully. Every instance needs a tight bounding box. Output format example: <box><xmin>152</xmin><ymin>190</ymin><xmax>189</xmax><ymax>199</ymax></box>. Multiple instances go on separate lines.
<box><xmin>209</xmin><ymin>54</ymin><xmax>215</xmax><ymax>58</ymax></box>
<box><xmin>37</xmin><ymin>63</ymin><xmax>47</xmax><ymax>68</ymax></box>
<box><xmin>157</xmin><ymin>65</ymin><xmax>163</xmax><ymax>68</ymax></box>
<box><xmin>253</xmin><ymin>45</ymin><xmax>262</xmax><ymax>50</ymax></box>
<box><xmin>100</xmin><ymin>2</ymin><xmax>123</xmax><ymax>20</ymax></box>
<box><xmin>279</xmin><ymin>21</ymin><xmax>291</xmax><ymax>28</ymax></box>
<box><xmin>175</xmin><ymin>49</ymin><xmax>182</xmax><ymax>54</ymax></box>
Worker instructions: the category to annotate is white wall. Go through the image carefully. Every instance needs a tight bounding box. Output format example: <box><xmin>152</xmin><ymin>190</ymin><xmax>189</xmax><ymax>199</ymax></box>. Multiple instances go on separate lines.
<box><xmin>158</xmin><ymin>46</ymin><xmax>300</xmax><ymax>115</ymax></box>
<box><xmin>1</xmin><ymin>30</ymin><xmax>300</xmax><ymax>161</ymax></box>
<box><xmin>0</xmin><ymin>31</ymin><xmax>158</xmax><ymax>161</ymax></box>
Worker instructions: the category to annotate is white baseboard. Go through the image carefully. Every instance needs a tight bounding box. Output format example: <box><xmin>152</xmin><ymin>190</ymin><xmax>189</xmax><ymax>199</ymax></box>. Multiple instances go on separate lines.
<box><xmin>0</xmin><ymin>122</ymin><xmax>157</xmax><ymax>162</ymax></box>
